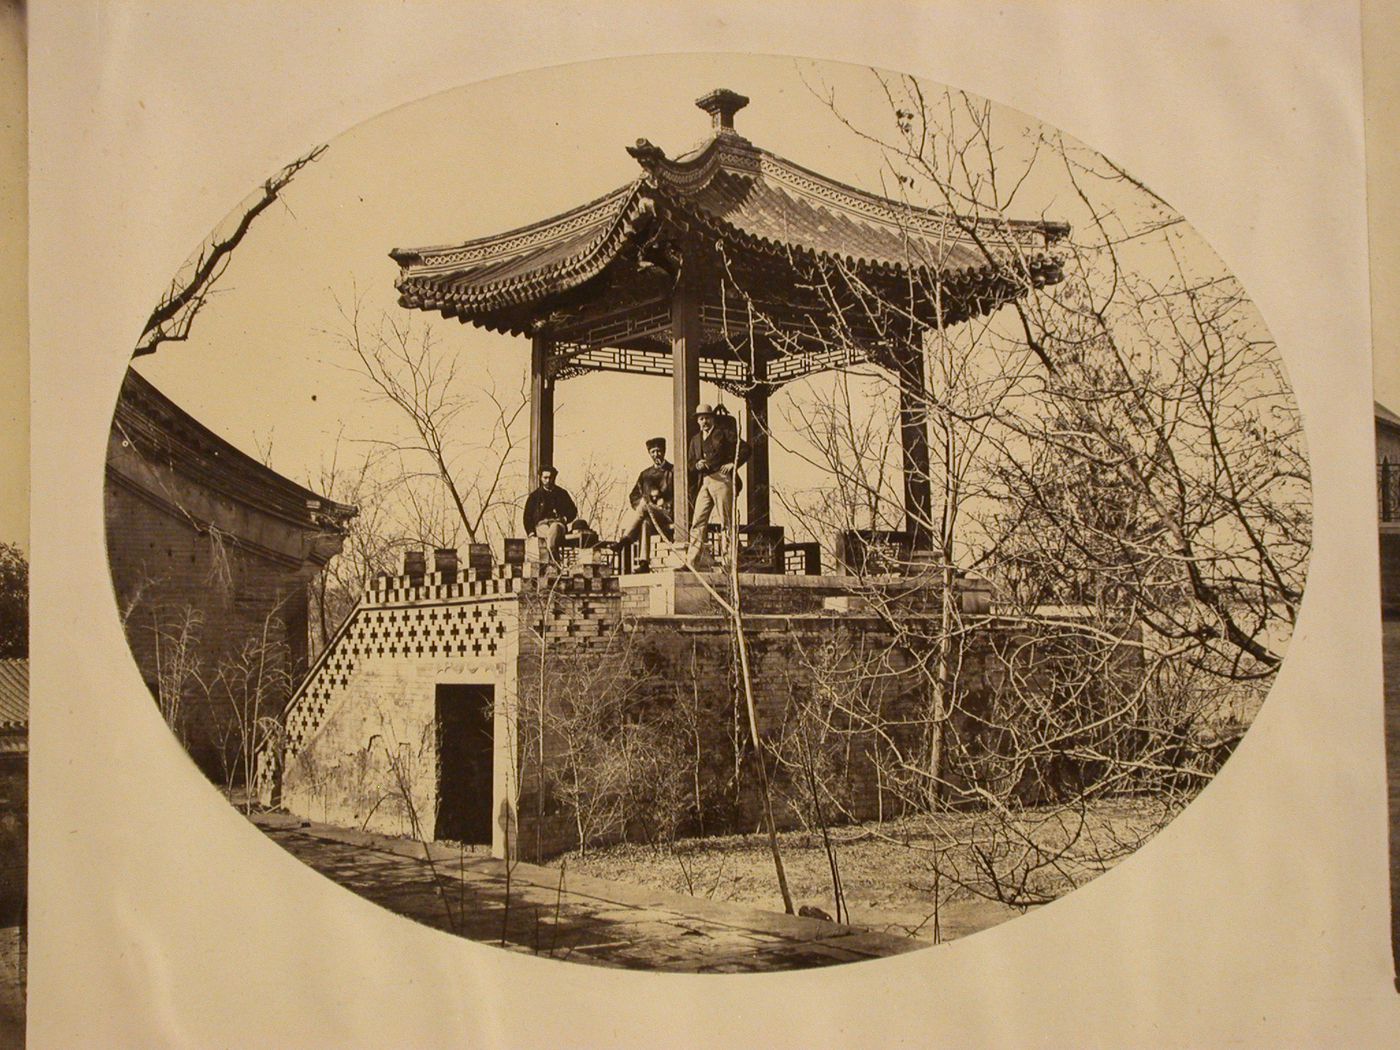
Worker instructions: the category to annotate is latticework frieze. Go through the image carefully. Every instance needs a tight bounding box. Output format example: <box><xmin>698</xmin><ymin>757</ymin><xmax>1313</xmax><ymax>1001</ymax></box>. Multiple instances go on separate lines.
<box><xmin>546</xmin><ymin>338</ymin><xmax>875</xmax><ymax>393</ymax></box>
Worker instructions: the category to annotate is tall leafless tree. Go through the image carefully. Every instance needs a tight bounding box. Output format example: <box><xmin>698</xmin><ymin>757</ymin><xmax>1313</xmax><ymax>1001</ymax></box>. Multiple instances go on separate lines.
<box><xmin>134</xmin><ymin>145</ymin><xmax>327</xmax><ymax>359</ymax></box>
<box><xmin>329</xmin><ymin>295</ymin><xmax>527</xmax><ymax>549</ymax></box>
<box><xmin>690</xmin><ymin>73</ymin><xmax>1311</xmax><ymax>910</ymax></box>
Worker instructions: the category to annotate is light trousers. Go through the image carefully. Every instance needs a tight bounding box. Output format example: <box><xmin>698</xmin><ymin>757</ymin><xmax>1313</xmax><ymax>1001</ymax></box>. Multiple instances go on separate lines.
<box><xmin>534</xmin><ymin>520</ymin><xmax>566</xmax><ymax>559</ymax></box>
<box><xmin>687</xmin><ymin>473</ymin><xmax>735</xmax><ymax>560</ymax></box>
<box><xmin>619</xmin><ymin>502</ymin><xmax>674</xmax><ymax>544</ymax></box>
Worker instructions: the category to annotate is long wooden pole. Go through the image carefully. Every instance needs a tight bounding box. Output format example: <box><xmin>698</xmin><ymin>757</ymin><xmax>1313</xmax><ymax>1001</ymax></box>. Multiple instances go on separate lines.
<box><xmin>671</xmin><ymin>279</ymin><xmax>701</xmax><ymax>542</ymax></box>
<box><xmin>681</xmin><ymin>450</ymin><xmax>795</xmax><ymax>916</ymax></box>
<box><xmin>529</xmin><ymin>331</ymin><xmax>555</xmax><ymax>482</ymax></box>
<box><xmin>899</xmin><ymin>352</ymin><xmax>933</xmax><ymax>550</ymax></box>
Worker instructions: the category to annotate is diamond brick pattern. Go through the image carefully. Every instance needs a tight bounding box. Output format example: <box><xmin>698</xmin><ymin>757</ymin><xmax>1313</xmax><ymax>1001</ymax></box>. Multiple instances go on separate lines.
<box><xmin>285</xmin><ymin>597</ymin><xmax>513</xmax><ymax>754</ymax></box>
<box><xmin>283</xmin><ymin>561</ymin><xmax>623</xmax><ymax>757</ymax></box>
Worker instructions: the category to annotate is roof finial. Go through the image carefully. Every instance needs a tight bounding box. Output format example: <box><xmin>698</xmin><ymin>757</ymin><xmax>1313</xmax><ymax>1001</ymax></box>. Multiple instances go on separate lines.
<box><xmin>696</xmin><ymin>89</ymin><xmax>749</xmax><ymax>134</ymax></box>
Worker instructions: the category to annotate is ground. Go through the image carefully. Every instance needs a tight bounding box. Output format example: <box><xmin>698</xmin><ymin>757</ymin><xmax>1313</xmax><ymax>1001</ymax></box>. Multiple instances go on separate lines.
<box><xmin>256</xmin><ymin>813</ymin><xmax>922</xmax><ymax>972</ymax></box>
<box><xmin>0</xmin><ymin>925</ymin><xmax>23</xmax><ymax>1048</ymax></box>
<box><xmin>558</xmin><ymin>799</ymin><xmax>1172</xmax><ymax>944</ymax></box>
<box><xmin>255</xmin><ymin>797</ymin><xmax>1175</xmax><ymax>973</ymax></box>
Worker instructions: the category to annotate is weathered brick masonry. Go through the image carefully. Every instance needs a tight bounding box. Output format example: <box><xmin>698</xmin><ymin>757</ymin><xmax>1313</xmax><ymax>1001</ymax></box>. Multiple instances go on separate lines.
<box><xmin>106</xmin><ymin>369</ymin><xmax>354</xmax><ymax>779</ymax></box>
<box><xmin>276</xmin><ymin>558</ymin><xmax>1006</xmax><ymax>862</ymax></box>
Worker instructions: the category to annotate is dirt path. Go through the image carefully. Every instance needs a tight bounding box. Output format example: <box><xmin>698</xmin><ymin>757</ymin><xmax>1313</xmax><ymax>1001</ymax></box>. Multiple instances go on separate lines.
<box><xmin>563</xmin><ymin>835</ymin><xmax>1028</xmax><ymax>945</ymax></box>
<box><xmin>255</xmin><ymin>813</ymin><xmax>923</xmax><ymax>972</ymax></box>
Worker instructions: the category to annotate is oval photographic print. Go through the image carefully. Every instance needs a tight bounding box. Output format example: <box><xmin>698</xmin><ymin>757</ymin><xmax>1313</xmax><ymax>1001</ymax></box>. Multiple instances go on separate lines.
<box><xmin>104</xmin><ymin>54</ymin><xmax>1310</xmax><ymax>971</ymax></box>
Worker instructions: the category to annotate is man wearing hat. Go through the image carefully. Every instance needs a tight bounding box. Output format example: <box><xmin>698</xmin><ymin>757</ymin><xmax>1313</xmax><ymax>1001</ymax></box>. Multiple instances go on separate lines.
<box><xmin>686</xmin><ymin>403</ymin><xmax>749</xmax><ymax>566</ymax></box>
<box><xmin>522</xmin><ymin>465</ymin><xmax>578</xmax><ymax>562</ymax></box>
<box><xmin>616</xmin><ymin>437</ymin><xmax>675</xmax><ymax>546</ymax></box>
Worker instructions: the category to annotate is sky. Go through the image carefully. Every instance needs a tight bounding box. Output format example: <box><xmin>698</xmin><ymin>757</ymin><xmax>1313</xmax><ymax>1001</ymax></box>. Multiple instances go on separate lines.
<box><xmin>129</xmin><ymin>55</ymin><xmax>966</xmax><ymax>502</ymax></box>
<box><xmin>126</xmin><ymin>52</ymin><xmax>1279</xmax><ymax>546</ymax></box>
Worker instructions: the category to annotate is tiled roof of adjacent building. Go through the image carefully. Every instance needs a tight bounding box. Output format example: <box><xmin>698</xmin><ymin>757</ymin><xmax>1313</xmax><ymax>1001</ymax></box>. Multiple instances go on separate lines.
<box><xmin>0</xmin><ymin>660</ymin><xmax>26</xmax><ymax>732</ymax></box>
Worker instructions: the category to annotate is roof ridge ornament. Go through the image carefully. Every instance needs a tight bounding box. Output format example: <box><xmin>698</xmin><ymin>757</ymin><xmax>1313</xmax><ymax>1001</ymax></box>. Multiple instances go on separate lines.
<box><xmin>695</xmin><ymin>88</ymin><xmax>749</xmax><ymax>134</ymax></box>
<box><xmin>627</xmin><ymin>137</ymin><xmax>667</xmax><ymax>171</ymax></box>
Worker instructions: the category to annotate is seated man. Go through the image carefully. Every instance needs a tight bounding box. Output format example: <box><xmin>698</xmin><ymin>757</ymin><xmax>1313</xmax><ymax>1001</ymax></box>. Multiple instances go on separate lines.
<box><xmin>522</xmin><ymin>465</ymin><xmax>578</xmax><ymax>562</ymax></box>
<box><xmin>617</xmin><ymin>437</ymin><xmax>674</xmax><ymax>546</ymax></box>
<box><xmin>686</xmin><ymin>403</ymin><xmax>748</xmax><ymax>567</ymax></box>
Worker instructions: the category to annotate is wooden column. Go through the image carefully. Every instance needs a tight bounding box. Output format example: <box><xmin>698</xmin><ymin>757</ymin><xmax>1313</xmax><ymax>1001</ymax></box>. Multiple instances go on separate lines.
<box><xmin>529</xmin><ymin>331</ymin><xmax>555</xmax><ymax>483</ymax></box>
<box><xmin>671</xmin><ymin>282</ymin><xmax>701</xmax><ymax>543</ymax></box>
<box><xmin>745</xmin><ymin>353</ymin><xmax>771</xmax><ymax>527</ymax></box>
<box><xmin>898</xmin><ymin>354</ymin><xmax>933</xmax><ymax>550</ymax></box>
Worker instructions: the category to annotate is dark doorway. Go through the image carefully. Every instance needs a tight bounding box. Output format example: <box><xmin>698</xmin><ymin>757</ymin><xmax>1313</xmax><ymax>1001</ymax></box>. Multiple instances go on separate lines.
<box><xmin>434</xmin><ymin>684</ymin><xmax>494</xmax><ymax>844</ymax></box>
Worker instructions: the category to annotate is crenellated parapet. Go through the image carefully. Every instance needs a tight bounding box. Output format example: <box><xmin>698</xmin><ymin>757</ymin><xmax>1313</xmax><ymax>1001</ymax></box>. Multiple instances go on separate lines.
<box><xmin>281</xmin><ymin>555</ymin><xmax>622</xmax><ymax>758</ymax></box>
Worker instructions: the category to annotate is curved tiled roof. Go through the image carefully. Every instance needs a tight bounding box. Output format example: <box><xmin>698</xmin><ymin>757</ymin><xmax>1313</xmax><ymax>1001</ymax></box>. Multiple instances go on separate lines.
<box><xmin>394</xmin><ymin>182</ymin><xmax>649</xmax><ymax>328</ymax></box>
<box><xmin>112</xmin><ymin>369</ymin><xmax>358</xmax><ymax>534</ymax></box>
<box><xmin>392</xmin><ymin>103</ymin><xmax>1067</xmax><ymax>333</ymax></box>
<box><xmin>644</xmin><ymin>133</ymin><xmax>1065</xmax><ymax>276</ymax></box>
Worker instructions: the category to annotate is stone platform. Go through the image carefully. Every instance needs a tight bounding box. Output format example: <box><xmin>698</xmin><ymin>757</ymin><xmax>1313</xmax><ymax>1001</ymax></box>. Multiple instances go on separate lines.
<box><xmin>618</xmin><ymin>566</ymin><xmax>992</xmax><ymax>617</ymax></box>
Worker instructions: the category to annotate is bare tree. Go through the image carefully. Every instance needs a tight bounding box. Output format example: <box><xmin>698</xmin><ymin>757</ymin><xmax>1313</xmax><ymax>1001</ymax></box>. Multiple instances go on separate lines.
<box><xmin>568</xmin><ymin>454</ymin><xmax>626</xmax><ymax>538</ymax></box>
<box><xmin>134</xmin><ymin>145</ymin><xmax>327</xmax><ymax>358</ymax></box>
<box><xmin>513</xmin><ymin>583</ymin><xmax>685</xmax><ymax>858</ymax></box>
<box><xmin>670</xmin><ymin>72</ymin><xmax>1312</xmax><ymax>912</ymax></box>
<box><xmin>841</xmin><ymin>74</ymin><xmax>1308</xmax><ymax>673</ymax></box>
<box><xmin>307</xmin><ymin>434</ymin><xmax>401</xmax><ymax>653</ymax></box>
<box><xmin>776</xmin><ymin>369</ymin><xmax>903</xmax><ymax>539</ymax></box>
<box><xmin>329</xmin><ymin>295</ymin><xmax>527</xmax><ymax>548</ymax></box>
<box><xmin>211</xmin><ymin>609</ymin><xmax>296</xmax><ymax>812</ymax></box>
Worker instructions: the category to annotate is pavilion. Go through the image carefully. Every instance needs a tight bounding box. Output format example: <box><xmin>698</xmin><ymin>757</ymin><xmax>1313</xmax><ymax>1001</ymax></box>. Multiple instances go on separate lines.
<box><xmin>391</xmin><ymin>89</ymin><xmax>1067</xmax><ymax>555</ymax></box>
<box><xmin>280</xmin><ymin>100</ymin><xmax>1069</xmax><ymax>848</ymax></box>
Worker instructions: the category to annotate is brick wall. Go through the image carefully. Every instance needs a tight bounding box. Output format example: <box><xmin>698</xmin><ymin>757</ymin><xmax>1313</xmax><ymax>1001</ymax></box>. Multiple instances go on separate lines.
<box><xmin>106</xmin><ymin>481</ymin><xmax>314</xmax><ymax>779</ymax></box>
<box><xmin>278</xmin><ymin>563</ymin><xmax>632</xmax><ymax>860</ymax></box>
<box><xmin>623</xmin><ymin>615</ymin><xmax>938</xmax><ymax>835</ymax></box>
<box><xmin>513</xmin><ymin>569</ymin><xmax>628</xmax><ymax>860</ymax></box>
<box><xmin>280</xmin><ymin>586</ymin><xmax>520</xmax><ymax>844</ymax></box>
<box><xmin>275</xmin><ymin>562</ymin><xmax>1142</xmax><ymax>864</ymax></box>
<box><xmin>976</xmin><ymin>616</ymin><xmax>1147</xmax><ymax>803</ymax></box>
<box><xmin>513</xmin><ymin>591</ymin><xmax>965</xmax><ymax>859</ymax></box>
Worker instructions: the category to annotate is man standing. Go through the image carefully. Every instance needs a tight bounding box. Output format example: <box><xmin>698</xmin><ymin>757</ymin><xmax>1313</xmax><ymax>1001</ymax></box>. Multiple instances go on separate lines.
<box><xmin>523</xmin><ymin>465</ymin><xmax>578</xmax><ymax>562</ymax></box>
<box><xmin>617</xmin><ymin>437</ymin><xmax>674</xmax><ymax>545</ymax></box>
<box><xmin>686</xmin><ymin>404</ymin><xmax>748</xmax><ymax>567</ymax></box>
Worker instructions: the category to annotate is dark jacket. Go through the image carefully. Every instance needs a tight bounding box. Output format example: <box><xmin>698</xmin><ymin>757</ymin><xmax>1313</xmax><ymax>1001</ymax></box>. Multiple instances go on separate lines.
<box><xmin>523</xmin><ymin>485</ymin><xmax>578</xmax><ymax>533</ymax></box>
<box><xmin>688</xmin><ymin>426</ymin><xmax>749</xmax><ymax>486</ymax></box>
<box><xmin>628</xmin><ymin>462</ymin><xmax>674</xmax><ymax>510</ymax></box>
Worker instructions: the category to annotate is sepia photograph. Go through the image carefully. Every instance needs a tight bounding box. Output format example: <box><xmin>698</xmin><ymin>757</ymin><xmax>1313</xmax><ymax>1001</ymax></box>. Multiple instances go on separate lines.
<box><xmin>108</xmin><ymin>54</ymin><xmax>1308</xmax><ymax>971</ymax></box>
<box><xmin>29</xmin><ymin>2</ymin><xmax>1399</xmax><ymax>1045</ymax></box>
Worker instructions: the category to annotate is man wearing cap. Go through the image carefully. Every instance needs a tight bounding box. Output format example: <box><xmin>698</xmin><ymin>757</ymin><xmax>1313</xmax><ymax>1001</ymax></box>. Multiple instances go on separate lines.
<box><xmin>686</xmin><ymin>403</ymin><xmax>749</xmax><ymax>566</ymax></box>
<box><xmin>617</xmin><ymin>437</ymin><xmax>674</xmax><ymax>545</ymax></box>
<box><xmin>522</xmin><ymin>465</ymin><xmax>578</xmax><ymax>562</ymax></box>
